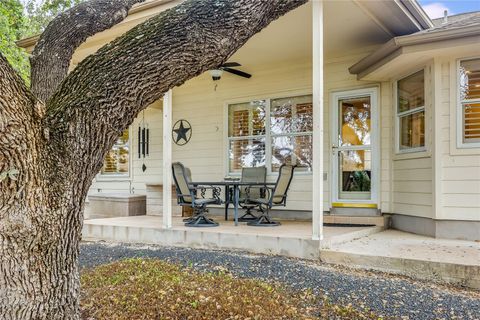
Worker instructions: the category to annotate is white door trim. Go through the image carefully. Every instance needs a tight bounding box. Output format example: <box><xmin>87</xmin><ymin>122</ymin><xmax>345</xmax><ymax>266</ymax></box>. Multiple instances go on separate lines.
<box><xmin>330</xmin><ymin>87</ymin><xmax>380</xmax><ymax>206</ymax></box>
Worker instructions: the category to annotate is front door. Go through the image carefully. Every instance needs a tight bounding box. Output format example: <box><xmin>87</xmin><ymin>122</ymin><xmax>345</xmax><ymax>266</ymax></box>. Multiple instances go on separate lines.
<box><xmin>331</xmin><ymin>88</ymin><xmax>378</xmax><ymax>206</ymax></box>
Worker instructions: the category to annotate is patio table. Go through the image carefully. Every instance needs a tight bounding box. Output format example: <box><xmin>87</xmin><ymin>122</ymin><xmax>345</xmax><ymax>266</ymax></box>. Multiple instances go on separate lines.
<box><xmin>189</xmin><ymin>181</ymin><xmax>275</xmax><ymax>226</ymax></box>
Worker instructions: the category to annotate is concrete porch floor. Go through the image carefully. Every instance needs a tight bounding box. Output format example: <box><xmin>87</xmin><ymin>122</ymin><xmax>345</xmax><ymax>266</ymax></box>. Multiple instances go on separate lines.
<box><xmin>82</xmin><ymin>216</ymin><xmax>383</xmax><ymax>260</ymax></box>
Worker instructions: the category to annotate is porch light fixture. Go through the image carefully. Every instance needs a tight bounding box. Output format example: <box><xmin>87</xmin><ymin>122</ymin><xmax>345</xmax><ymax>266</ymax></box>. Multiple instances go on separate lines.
<box><xmin>209</xmin><ymin>69</ymin><xmax>223</xmax><ymax>81</ymax></box>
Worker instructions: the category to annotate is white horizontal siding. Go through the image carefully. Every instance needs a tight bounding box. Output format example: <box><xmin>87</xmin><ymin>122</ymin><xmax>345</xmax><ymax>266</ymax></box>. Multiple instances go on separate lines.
<box><xmin>172</xmin><ymin>61</ymin><xmax>316</xmax><ymax>211</ymax></box>
<box><xmin>391</xmin><ymin>64</ymin><xmax>434</xmax><ymax>217</ymax></box>
<box><xmin>394</xmin><ymin>181</ymin><xmax>432</xmax><ymax>193</ymax></box>
<box><xmin>436</xmin><ymin>59</ymin><xmax>480</xmax><ymax>221</ymax></box>
<box><xmin>393</xmin><ymin>167</ymin><xmax>433</xmax><ymax>181</ymax></box>
<box><xmin>87</xmin><ymin>48</ymin><xmax>394</xmax><ymax>213</ymax></box>
<box><xmin>442</xmin><ymin>180</ymin><xmax>480</xmax><ymax>194</ymax></box>
<box><xmin>392</xmin><ymin>162</ymin><xmax>433</xmax><ymax>218</ymax></box>
<box><xmin>390</xmin><ymin>64</ymin><xmax>435</xmax><ymax>219</ymax></box>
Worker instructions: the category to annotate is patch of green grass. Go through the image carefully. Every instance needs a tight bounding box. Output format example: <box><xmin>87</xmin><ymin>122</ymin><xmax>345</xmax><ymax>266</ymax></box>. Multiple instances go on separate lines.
<box><xmin>80</xmin><ymin>258</ymin><xmax>381</xmax><ymax>319</ymax></box>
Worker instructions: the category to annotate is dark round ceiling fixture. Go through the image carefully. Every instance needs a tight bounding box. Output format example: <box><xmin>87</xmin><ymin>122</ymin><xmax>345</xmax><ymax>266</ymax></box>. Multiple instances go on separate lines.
<box><xmin>209</xmin><ymin>62</ymin><xmax>252</xmax><ymax>81</ymax></box>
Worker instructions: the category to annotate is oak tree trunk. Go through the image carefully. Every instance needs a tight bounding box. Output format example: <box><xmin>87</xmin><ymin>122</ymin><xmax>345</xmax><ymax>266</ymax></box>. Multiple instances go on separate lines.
<box><xmin>0</xmin><ymin>0</ymin><xmax>307</xmax><ymax>318</ymax></box>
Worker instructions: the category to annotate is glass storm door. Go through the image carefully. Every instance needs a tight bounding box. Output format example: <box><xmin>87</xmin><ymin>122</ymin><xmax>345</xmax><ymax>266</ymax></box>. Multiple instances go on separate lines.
<box><xmin>332</xmin><ymin>89</ymin><xmax>377</xmax><ymax>204</ymax></box>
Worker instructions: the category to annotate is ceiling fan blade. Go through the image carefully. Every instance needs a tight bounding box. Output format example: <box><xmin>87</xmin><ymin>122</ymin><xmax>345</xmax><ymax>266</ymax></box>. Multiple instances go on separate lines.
<box><xmin>223</xmin><ymin>67</ymin><xmax>252</xmax><ymax>79</ymax></box>
<box><xmin>221</xmin><ymin>62</ymin><xmax>241</xmax><ymax>68</ymax></box>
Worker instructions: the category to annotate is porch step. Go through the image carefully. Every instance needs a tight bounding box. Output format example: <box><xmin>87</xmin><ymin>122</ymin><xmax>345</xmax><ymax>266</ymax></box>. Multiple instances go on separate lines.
<box><xmin>320</xmin><ymin>225</ymin><xmax>385</xmax><ymax>249</ymax></box>
<box><xmin>82</xmin><ymin>216</ymin><xmax>321</xmax><ymax>260</ymax></box>
<box><xmin>329</xmin><ymin>207</ymin><xmax>380</xmax><ymax>217</ymax></box>
<box><xmin>323</xmin><ymin>215</ymin><xmax>390</xmax><ymax>227</ymax></box>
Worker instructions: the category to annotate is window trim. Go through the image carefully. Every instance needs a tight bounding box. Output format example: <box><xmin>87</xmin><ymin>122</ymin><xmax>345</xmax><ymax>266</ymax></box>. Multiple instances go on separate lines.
<box><xmin>97</xmin><ymin>126</ymin><xmax>133</xmax><ymax>181</ymax></box>
<box><xmin>456</xmin><ymin>57</ymin><xmax>480</xmax><ymax>149</ymax></box>
<box><xmin>224</xmin><ymin>93</ymin><xmax>313</xmax><ymax>176</ymax></box>
<box><xmin>394</xmin><ymin>68</ymin><xmax>427</xmax><ymax>154</ymax></box>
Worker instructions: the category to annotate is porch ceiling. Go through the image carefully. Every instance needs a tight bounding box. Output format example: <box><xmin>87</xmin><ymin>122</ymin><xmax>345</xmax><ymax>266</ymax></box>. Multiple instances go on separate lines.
<box><xmin>68</xmin><ymin>1</ymin><xmax>395</xmax><ymax>70</ymax></box>
<box><xmin>229</xmin><ymin>0</ymin><xmax>394</xmax><ymax>69</ymax></box>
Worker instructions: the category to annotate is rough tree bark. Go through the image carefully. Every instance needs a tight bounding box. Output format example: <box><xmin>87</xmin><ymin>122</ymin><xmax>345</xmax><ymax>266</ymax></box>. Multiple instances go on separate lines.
<box><xmin>30</xmin><ymin>0</ymin><xmax>145</xmax><ymax>102</ymax></box>
<box><xmin>0</xmin><ymin>0</ymin><xmax>307</xmax><ymax>319</ymax></box>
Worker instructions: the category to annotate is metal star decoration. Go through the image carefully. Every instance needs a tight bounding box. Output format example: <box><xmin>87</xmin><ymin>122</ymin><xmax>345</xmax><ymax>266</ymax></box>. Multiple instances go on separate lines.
<box><xmin>172</xmin><ymin>120</ymin><xmax>192</xmax><ymax>146</ymax></box>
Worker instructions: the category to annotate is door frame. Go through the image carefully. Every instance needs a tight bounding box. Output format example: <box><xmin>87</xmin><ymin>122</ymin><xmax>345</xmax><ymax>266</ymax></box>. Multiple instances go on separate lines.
<box><xmin>330</xmin><ymin>87</ymin><xmax>380</xmax><ymax>206</ymax></box>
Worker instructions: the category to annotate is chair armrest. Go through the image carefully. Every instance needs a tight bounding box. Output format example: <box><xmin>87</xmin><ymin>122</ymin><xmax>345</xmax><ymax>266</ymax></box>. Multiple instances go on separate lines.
<box><xmin>244</xmin><ymin>184</ymin><xmax>274</xmax><ymax>201</ymax></box>
<box><xmin>176</xmin><ymin>193</ymin><xmax>194</xmax><ymax>198</ymax></box>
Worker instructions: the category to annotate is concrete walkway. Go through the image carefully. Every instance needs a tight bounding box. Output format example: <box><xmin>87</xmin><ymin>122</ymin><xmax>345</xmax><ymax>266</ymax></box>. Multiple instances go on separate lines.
<box><xmin>321</xmin><ymin>229</ymin><xmax>480</xmax><ymax>289</ymax></box>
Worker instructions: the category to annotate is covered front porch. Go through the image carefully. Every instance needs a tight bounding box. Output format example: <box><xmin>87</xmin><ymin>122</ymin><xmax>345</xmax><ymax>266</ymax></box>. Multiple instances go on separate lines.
<box><xmin>83</xmin><ymin>0</ymin><xmax>430</xmax><ymax>252</ymax></box>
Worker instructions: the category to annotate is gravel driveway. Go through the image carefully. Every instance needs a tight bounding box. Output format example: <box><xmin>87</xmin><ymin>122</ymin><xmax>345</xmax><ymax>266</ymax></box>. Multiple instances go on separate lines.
<box><xmin>80</xmin><ymin>242</ymin><xmax>480</xmax><ymax>320</ymax></box>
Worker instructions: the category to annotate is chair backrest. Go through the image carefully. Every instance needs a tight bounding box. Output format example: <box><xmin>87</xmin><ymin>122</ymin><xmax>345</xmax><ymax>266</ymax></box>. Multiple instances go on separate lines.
<box><xmin>271</xmin><ymin>164</ymin><xmax>296</xmax><ymax>205</ymax></box>
<box><xmin>240</xmin><ymin>167</ymin><xmax>266</xmax><ymax>199</ymax></box>
<box><xmin>172</xmin><ymin>162</ymin><xmax>193</xmax><ymax>203</ymax></box>
<box><xmin>241</xmin><ymin>167</ymin><xmax>266</xmax><ymax>183</ymax></box>
<box><xmin>184</xmin><ymin>167</ymin><xmax>192</xmax><ymax>183</ymax></box>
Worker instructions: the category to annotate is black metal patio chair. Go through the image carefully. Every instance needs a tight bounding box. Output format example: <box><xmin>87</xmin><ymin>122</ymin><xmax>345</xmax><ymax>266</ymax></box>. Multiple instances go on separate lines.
<box><xmin>246</xmin><ymin>164</ymin><xmax>296</xmax><ymax>227</ymax></box>
<box><xmin>172</xmin><ymin>162</ymin><xmax>222</xmax><ymax>227</ymax></box>
<box><xmin>238</xmin><ymin>166</ymin><xmax>267</xmax><ymax>222</ymax></box>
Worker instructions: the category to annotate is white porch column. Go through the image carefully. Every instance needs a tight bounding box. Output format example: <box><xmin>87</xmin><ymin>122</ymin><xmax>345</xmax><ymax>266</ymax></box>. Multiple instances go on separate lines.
<box><xmin>162</xmin><ymin>89</ymin><xmax>173</xmax><ymax>229</ymax></box>
<box><xmin>312</xmin><ymin>0</ymin><xmax>324</xmax><ymax>241</ymax></box>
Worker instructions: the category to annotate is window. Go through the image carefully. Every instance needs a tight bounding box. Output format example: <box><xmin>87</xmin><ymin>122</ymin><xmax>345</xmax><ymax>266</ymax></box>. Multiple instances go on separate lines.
<box><xmin>228</xmin><ymin>100</ymin><xmax>266</xmax><ymax>172</ymax></box>
<box><xmin>396</xmin><ymin>70</ymin><xmax>425</xmax><ymax>152</ymax></box>
<box><xmin>270</xmin><ymin>95</ymin><xmax>313</xmax><ymax>171</ymax></box>
<box><xmin>101</xmin><ymin>129</ymin><xmax>130</xmax><ymax>176</ymax></box>
<box><xmin>459</xmin><ymin>58</ymin><xmax>480</xmax><ymax>146</ymax></box>
<box><xmin>227</xmin><ymin>95</ymin><xmax>313</xmax><ymax>173</ymax></box>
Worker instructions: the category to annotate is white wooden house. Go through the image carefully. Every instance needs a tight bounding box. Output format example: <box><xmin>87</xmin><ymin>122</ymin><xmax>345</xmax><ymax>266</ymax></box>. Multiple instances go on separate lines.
<box><xmin>18</xmin><ymin>0</ymin><xmax>480</xmax><ymax>242</ymax></box>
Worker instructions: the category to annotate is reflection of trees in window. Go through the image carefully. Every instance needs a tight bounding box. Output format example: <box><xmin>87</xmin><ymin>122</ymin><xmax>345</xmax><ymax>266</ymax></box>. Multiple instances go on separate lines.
<box><xmin>228</xmin><ymin>96</ymin><xmax>313</xmax><ymax>173</ymax></box>
<box><xmin>230</xmin><ymin>139</ymin><xmax>266</xmax><ymax>170</ymax></box>
<box><xmin>101</xmin><ymin>129</ymin><xmax>129</xmax><ymax>175</ymax></box>
<box><xmin>340</xmin><ymin>100</ymin><xmax>371</xmax><ymax>146</ymax></box>
<box><xmin>344</xmin><ymin>171</ymin><xmax>371</xmax><ymax>192</ymax></box>
<box><xmin>252</xmin><ymin>109</ymin><xmax>266</xmax><ymax>136</ymax></box>
<box><xmin>341</xmin><ymin>150</ymin><xmax>371</xmax><ymax>192</ymax></box>
<box><xmin>272</xmin><ymin>135</ymin><xmax>312</xmax><ymax>171</ymax></box>
<box><xmin>271</xmin><ymin>96</ymin><xmax>313</xmax><ymax>172</ymax></box>
<box><xmin>396</xmin><ymin>70</ymin><xmax>425</xmax><ymax>151</ymax></box>
<box><xmin>460</xmin><ymin>66</ymin><xmax>469</xmax><ymax>101</ymax></box>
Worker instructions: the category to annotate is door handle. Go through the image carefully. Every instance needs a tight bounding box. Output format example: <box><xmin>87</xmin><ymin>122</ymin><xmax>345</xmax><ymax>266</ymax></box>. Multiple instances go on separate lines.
<box><xmin>332</xmin><ymin>145</ymin><xmax>338</xmax><ymax>155</ymax></box>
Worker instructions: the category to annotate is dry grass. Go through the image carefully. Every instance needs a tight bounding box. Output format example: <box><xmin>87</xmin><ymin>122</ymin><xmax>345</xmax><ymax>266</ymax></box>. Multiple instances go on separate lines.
<box><xmin>80</xmin><ymin>258</ymin><xmax>381</xmax><ymax>320</ymax></box>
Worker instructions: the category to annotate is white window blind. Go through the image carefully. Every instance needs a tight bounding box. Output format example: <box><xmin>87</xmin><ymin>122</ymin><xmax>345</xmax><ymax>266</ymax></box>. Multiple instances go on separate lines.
<box><xmin>101</xmin><ymin>129</ymin><xmax>130</xmax><ymax>176</ymax></box>
<box><xmin>459</xmin><ymin>58</ymin><xmax>480</xmax><ymax>145</ymax></box>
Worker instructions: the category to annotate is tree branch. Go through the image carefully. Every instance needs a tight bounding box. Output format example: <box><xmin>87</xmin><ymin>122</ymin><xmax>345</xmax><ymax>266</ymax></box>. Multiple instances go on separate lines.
<box><xmin>30</xmin><ymin>0</ymin><xmax>145</xmax><ymax>102</ymax></box>
<box><xmin>0</xmin><ymin>54</ymin><xmax>39</xmax><ymax>157</ymax></box>
<box><xmin>0</xmin><ymin>54</ymin><xmax>44</xmax><ymax>219</ymax></box>
<box><xmin>44</xmin><ymin>0</ymin><xmax>307</xmax><ymax>186</ymax></box>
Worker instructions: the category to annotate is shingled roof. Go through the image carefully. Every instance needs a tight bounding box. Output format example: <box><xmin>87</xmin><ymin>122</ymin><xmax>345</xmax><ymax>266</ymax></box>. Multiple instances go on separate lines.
<box><xmin>428</xmin><ymin>11</ymin><xmax>480</xmax><ymax>32</ymax></box>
